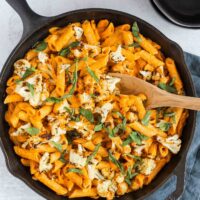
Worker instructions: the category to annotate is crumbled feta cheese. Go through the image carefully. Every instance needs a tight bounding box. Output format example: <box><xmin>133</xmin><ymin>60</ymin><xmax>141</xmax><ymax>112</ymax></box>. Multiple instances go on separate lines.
<box><xmin>95</xmin><ymin>102</ymin><xmax>113</xmax><ymax>123</ymax></box>
<box><xmin>69</xmin><ymin>150</ymin><xmax>86</xmax><ymax>167</ymax></box>
<box><xmin>15</xmin><ymin>74</ymin><xmax>46</xmax><ymax>107</ymax></box>
<box><xmin>51</xmin><ymin>120</ymin><xmax>66</xmax><ymax>136</ymax></box>
<box><xmin>110</xmin><ymin>45</ymin><xmax>125</xmax><ymax>63</ymax></box>
<box><xmin>21</xmin><ymin>136</ymin><xmax>41</xmax><ymax>148</ymax></box>
<box><xmin>116</xmin><ymin>174</ymin><xmax>124</xmax><ymax>183</ymax></box>
<box><xmin>87</xmin><ymin>164</ymin><xmax>104</xmax><ymax>180</ymax></box>
<box><xmin>73</xmin><ymin>26</ymin><xmax>83</xmax><ymax>40</ymax></box>
<box><xmin>97</xmin><ymin>180</ymin><xmax>117</xmax><ymax>198</ymax></box>
<box><xmin>157</xmin><ymin>134</ymin><xmax>181</xmax><ymax>154</ymax></box>
<box><xmin>77</xmin><ymin>144</ymin><xmax>85</xmax><ymax>155</ymax></box>
<box><xmin>84</xmin><ymin>43</ymin><xmax>100</xmax><ymax>56</ymax></box>
<box><xmin>140</xmin><ymin>158</ymin><xmax>156</xmax><ymax>175</ymax></box>
<box><xmin>139</xmin><ymin>70</ymin><xmax>152</xmax><ymax>80</ymax></box>
<box><xmin>134</xmin><ymin>144</ymin><xmax>146</xmax><ymax>155</ymax></box>
<box><xmin>58</xmin><ymin>100</ymin><xmax>70</xmax><ymax>114</ymax></box>
<box><xmin>14</xmin><ymin>59</ymin><xmax>31</xmax><ymax>77</ymax></box>
<box><xmin>50</xmin><ymin>135</ymin><xmax>61</xmax><ymax>143</ymax></box>
<box><xmin>47</xmin><ymin>115</ymin><xmax>56</xmax><ymax>122</ymax></box>
<box><xmin>12</xmin><ymin>123</ymin><xmax>31</xmax><ymax>136</ymax></box>
<box><xmin>60</xmin><ymin>64</ymin><xmax>70</xmax><ymax>73</ymax></box>
<box><xmin>105</xmin><ymin>75</ymin><xmax>120</xmax><ymax>93</ymax></box>
<box><xmin>38</xmin><ymin>52</ymin><xmax>48</xmax><ymax>64</ymax></box>
<box><xmin>39</xmin><ymin>152</ymin><xmax>53</xmax><ymax>172</ymax></box>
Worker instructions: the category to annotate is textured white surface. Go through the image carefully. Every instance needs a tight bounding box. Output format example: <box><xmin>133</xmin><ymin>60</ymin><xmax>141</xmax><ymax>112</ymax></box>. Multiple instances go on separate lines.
<box><xmin>0</xmin><ymin>0</ymin><xmax>200</xmax><ymax>200</ymax></box>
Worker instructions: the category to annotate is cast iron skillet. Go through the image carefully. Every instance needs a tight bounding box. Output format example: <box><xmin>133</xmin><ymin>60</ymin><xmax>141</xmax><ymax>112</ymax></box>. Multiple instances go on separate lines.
<box><xmin>0</xmin><ymin>0</ymin><xmax>197</xmax><ymax>200</ymax></box>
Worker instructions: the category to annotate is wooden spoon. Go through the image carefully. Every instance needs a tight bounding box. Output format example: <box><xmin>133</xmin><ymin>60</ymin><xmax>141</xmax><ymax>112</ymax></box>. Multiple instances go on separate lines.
<box><xmin>109</xmin><ymin>73</ymin><xmax>200</xmax><ymax>110</ymax></box>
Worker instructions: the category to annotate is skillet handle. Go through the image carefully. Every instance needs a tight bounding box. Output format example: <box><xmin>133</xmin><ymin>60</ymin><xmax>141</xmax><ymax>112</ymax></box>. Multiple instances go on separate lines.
<box><xmin>167</xmin><ymin>155</ymin><xmax>187</xmax><ymax>200</ymax></box>
<box><xmin>5</xmin><ymin>0</ymin><xmax>51</xmax><ymax>39</ymax></box>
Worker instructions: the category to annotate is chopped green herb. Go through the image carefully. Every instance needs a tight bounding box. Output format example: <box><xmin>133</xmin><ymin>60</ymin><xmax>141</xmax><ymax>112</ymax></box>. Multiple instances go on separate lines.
<box><xmin>86</xmin><ymin>143</ymin><xmax>101</xmax><ymax>165</ymax></box>
<box><xmin>50</xmin><ymin>141</ymin><xmax>62</xmax><ymax>152</ymax></box>
<box><xmin>158</xmin><ymin>82</ymin><xmax>177</xmax><ymax>94</ymax></box>
<box><xmin>113</xmin><ymin>111</ymin><xmax>124</xmax><ymax>119</ymax></box>
<box><xmin>121</xmin><ymin>118</ymin><xmax>127</xmax><ymax>131</ymax></box>
<box><xmin>128</xmin><ymin>42</ymin><xmax>140</xmax><ymax>47</ymax></box>
<box><xmin>79</xmin><ymin>108</ymin><xmax>94</xmax><ymax>123</ymax></box>
<box><xmin>59</xmin><ymin>41</ymin><xmax>80</xmax><ymax>56</ymax></box>
<box><xmin>26</xmin><ymin>127</ymin><xmax>40</xmax><ymax>136</ymax></box>
<box><xmin>108</xmin><ymin>151</ymin><xmax>125</xmax><ymax>174</ymax></box>
<box><xmin>132</xmin><ymin>22</ymin><xmax>142</xmax><ymax>42</ymax></box>
<box><xmin>46</xmin><ymin>97</ymin><xmax>63</xmax><ymax>103</ymax></box>
<box><xmin>27</xmin><ymin>83</ymin><xmax>34</xmax><ymax>96</ymax></box>
<box><xmin>124</xmin><ymin>154</ymin><xmax>141</xmax><ymax>161</ymax></box>
<box><xmin>94</xmin><ymin>124</ymin><xmax>103</xmax><ymax>132</ymax></box>
<box><xmin>125</xmin><ymin>166</ymin><xmax>138</xmax><ymax>185</ymax></box>
<box><xmin>122</xmin><ymin>131</ymin><xmax>148</xmax><ymax>146</ymax></box>
<box><xmin>33</xmin><ymin>41</ymin><xmax>47</xmax><ymax>52</ymax></box>
<box><xmin>67</xmin><ymin>168</ymin><xmax>83</xmax><ymax>174</ymax></box>
<box><xmin>141</xmin><ymin>111</ymin><xmax>151</xmax><ymax>126</ymax></box>
<box><xmin>59</xmin><ymin>150</ymin><xmax>67</xmax><ymax>163</ymax></box>
<box><xmin>90</xmin><ymin>94</ymin><xmax>97</xmax><ymax>98</ymax></box>
<box><xmin>86</xmin><ymin>66</ymin><xmax>99</xmax><ymax>83</ymax></box>
<box><xmin>68</xmin><ymin>59</ymin><xmax>78</xmax><ymax>95</ymax></box>
<box><xmin>16</xmin><ymin>67</ymin><xmax>36</xmax><ymax>83</ymax></box>
<box><xmin>164</xmin><ymin>112</ymin><xmax>175</xmax><ymax>117</ymax></box>
<box><xmin>169</xmin><ymin>77</ymin><xmax>176</xmax><ymax>86</ymax></box>
<box><xmin>157</xmin><ymin>121</ymin><xmax>172</xmax><ymax>131</ymax></box>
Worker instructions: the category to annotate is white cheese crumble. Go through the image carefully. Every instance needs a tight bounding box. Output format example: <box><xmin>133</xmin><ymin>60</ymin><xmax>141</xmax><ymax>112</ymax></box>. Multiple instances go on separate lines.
<box><xmin>139</xmin><ymin>70</ymin><xmax>152</xmax><ymax>80</ymax></box>
<box><xmin>39</xmin><ymin>152</ymin><xmax>53</xmax><ymax>172</ymax></box>
<box><xmin>77</xmin><ymin>144</ymin><xmax>85</xmax><ymax>155</ymax></box>
<box><xmin>38</xmin><ymin>52</ymin><xmax>48</xmax><ymax>64</ymax></box>
<box><xmin>12</xmin><ymin>123</ymin><xmax>31</xmax><ymax>136</ymax></box>
<box><xmin>157</xmin><ymin>134</ymin><xmax>181</xmax><ymax>154</ymax></box>
<box><xmin>110</xmin><ymin>45</ymin><xmax>125</xmax><ymax>63</ymax></box>
<box><xmin>15</xmin><ymin>74</ymin><xmax>45</xmax><ymax>107</ymax></box>
<box><xmin>83</xmin><ymin>43</ymin><xmax>100</xmax><ymax>56</ymax></box>
<box><xmin>60</xmin><ymin>64</ymin><xmax>70</xmax><ymax>73</ymax></box>
<box><xmin>14</xmin><ymin>59</ymin><xmax>31</xmax><ymax>77</ymax></box>
<box><xmin>73</xmin><ymin>26</ymin><xmax>83</xmax><ymax>40</ymax></box>
<box><xmin>115</xmin><ymin>174</ymin><xmax>125</xmax><ymax>183</ymax></box>
<box><xmin>50</xmin><ymin>135</ymin><xmax>61</xmax><ymax>143</ymax></box>
<box><xmin>105</xmin><ymin>75</ymin><xmax>120</xmax><ymax>93</ymax></box>
<box><xmin>97</xmin><ymin>180</ymin><xmax>117</xmax><ymax>198</ymax></box>
<box><xmin>21</xmin><ymin>136</ymin><xmax>41</xmax><ymax>149</ymax></box>
<box><xmin>73</xmin><ymin>49</ymin><xmax>81</xmax><ymax>57</ymax></box>
<box><xmin>140</xmin><ymin>158</ymin><xmax>156</xmax><ymax>175</ymax></box>
<box><xmin>95</xmin><ymin>102</ymin><xmax>113</xmax><ymax>123</ymax></box>
<box><xmin>69</xmin><ymin>150</ymin><xmax>86</xmax><ymax>167</ymax></box>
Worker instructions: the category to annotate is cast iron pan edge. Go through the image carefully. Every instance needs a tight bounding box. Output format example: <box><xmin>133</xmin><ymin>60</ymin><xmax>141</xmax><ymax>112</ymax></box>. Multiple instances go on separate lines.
<box><xmin>0</xmin><ymin>0</ymin><xmax>197</xmax><ymax>200</ymax></box>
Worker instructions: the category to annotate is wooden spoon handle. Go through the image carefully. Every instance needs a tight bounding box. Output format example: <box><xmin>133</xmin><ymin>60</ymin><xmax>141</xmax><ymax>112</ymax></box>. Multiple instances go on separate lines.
<box><xmin>148</xmin><ymin>92</ymin><xmax>200</xmax><ymax>110</ymax></box>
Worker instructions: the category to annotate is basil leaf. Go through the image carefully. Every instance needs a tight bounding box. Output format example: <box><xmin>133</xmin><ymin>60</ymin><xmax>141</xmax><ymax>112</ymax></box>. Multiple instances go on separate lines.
<box><xmin>132</xmin><ymin>22</ymin><xmax>142</xmax><ymax>42</ymax></box>
<box><xmin>90</xmin><ymin>94</ymin><xmax>97</xmax><ymax>98</ymax></box>
<box><xmin>50</xmin><ymin>141</ymin><xmax>62</xmax><ymax>152</ymax></box>
<box><xmin>124</xmin><ymin>154</ymin><xmax>141</xmax><ymax>161</ymax></box>
<box><xmin>169</xmin><ymin>77</ymin><xmax>176</xmax><ymax>86</ymax></box>
<box><xmin>46</xmin><ymin>97</ymin><xmax>63</xmax><ymax>103</ymax></box>
<box><xmin>94</xmin><ymin>124</ymin><xmax>103</xmax><ymax>132</ymax></box>
<box><xmin>27</xmin><ymin>83</ymin><xmax>34</xmax><ymax>96</ymax></box>
<box><xmin>128</xmin><ymin>42</ymin><xmax>140</xmax><ymax>47</ymax></box>
<box><xmin>59</xmin><ymin>41</ymin><xmax>80</xmax><ymax>56</ymax></box>
<box><xmin>141</xmin><ymin>111</ymin><xmax>151</xmax><ymax>126</ymax></box>
<box><xmin>86</xmin><ymin>66</ymin><xmax>99</xmax><ymax>83</ymax></box>
<box><xmin>164</xmin><ymin>112</ymin><xmax>175</xmax><ymax>117</ymax></box>
<box><xmin>16</xmin><ymin>67</ymin><xmax>36</xmax><ymax>83</ymax></box>
<box><xmin>121</xmin><ymin>118</ymin><xmax>127</xmax><ymax>131</ymax></box>
<box><xmin>67</xmin><ymin>168</ymin><xmax>83</xmax><ymax>174</ymax></box>
<box><xmin>157</xmin><ymin>121</ymin><xmax>172</xmax><ymax>131</ymax></box>
<box><xmin>125</xmin><ymin>166</ymin><xmax>138</xmax><ymax>186</ymax></box>
<box><xmin>59</xmin><ymin>150</ymin><xmax>67</xmax><ymax>163</ymax></box>
<box><xmin>113</xmin><ymin>111</ymin><xmax>124</xmax><ymax>119</ymax></box>
<box><xmin>26</xmin><ymin>127</ymin><xmax>40</xmax><ymax>136</ymax></box>
<box><xmin>122</xmin><ymin>137</ymin><xmax>132</xmax><ymax>146</ymax></box>
<box><xmin>108</xmin><ymin>151</ymin><xmax>125</xmax><ymax>174</ymax></box>
<box><xmin>158</xmin><ymin>82</ymin><xmax>177</xmax><ymax>94</ymax></box>
<box><xmin>86</xmin><ymin>143</ymin><xmax>101</xmax><ymax>165</ymax></box>
<box><xmin>34</xmin><ymin>41</ymin><xmax>47</xmax><ymax>52</ymax></box>
<box><xmin>79</xmin><ymin>108</ymin><xmax>94</xmax><ymax>123</ymax></box>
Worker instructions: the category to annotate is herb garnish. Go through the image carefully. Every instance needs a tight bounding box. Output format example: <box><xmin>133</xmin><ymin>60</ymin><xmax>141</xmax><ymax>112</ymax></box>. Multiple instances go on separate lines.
<box><xmin>108</xmin><ymin>151</ymin><xmax>125</xmax><ymax>174</ymax></box>
<box><xmin>125</xmin><ymin>166</ymin><xmax>138</xmax><ymax>185</ymax></box>
<box><xmin>128</xmin><ymin>42</ymin><xmax>140</xmax><ymax>47</ymax></box>
<box><xmin>59</xmin><ymin>150</ymin><xmax>67</xmax><ymax>163</ymax></box>
<box><xmin>86</xmin><ymin>143</ymin><xmax>101</xmax><ymax>165</ymax></box>
<box><xmin>26</xmin><ymin>127</ymin><xmax>40</xmax><ymax>136</ymax></box>
<box><xmin>141</xmin><ymin>111</ymin><xmax>151</xmax><ymax>126</ymax></box>
<box><xmin>158</xmin><ymin>82</ymin><xmax>177</xmax><ymax>94</ymax></box>
<box><xmin>169</xmin><ymin>77</ymin><xmax>176</xmax><ymax>86</ymax></box>
<box><xmin>59</xmin><ymin>41</ymin><xmax>80</xmax><ymax>57</ymax></box>
<box><xmin>122</xmin><ymin>131</ymin><xmax>148</xmax><ymax>146</ymax></box>
<box><xmin>79</xmin><ymin>108</ymin><xmax>94</xmax><ymax>123</ymax></box>
<box><xmin>33</xmin><ymin>41</ymin><xmax>47</xmax><ymax>52</ymax></box>
<box><xmin>27</xmin><ymin>83</ymin><xmax>34</xmax><ymax>96</ymax></box>
<box><xmin>132</xmin><ymin>22</ymin><xmax>142</xmax><ymax>42</ymax></box>
<box><xmin>94</xmin><ymin>123</ymin><xmax>103</xmax><ymax>132</ymax></box>
<box><xmin>50</xmin><ymin>141</ymin><xmax>62</xmax><ymax>152</ymax></box>
<box><xmin>157</xmin><ymin>121</ymin><xmax>172</xmax><ymax>131</ymax></box>
<box><xmin>67</xmin><ymin>168</ymin><xmax>83</xmax><ymax>174</ymax></box>
<box><xmin>16</xmin><ymin>67</ymin><xmax>36</xmax><ymax>83</ymax></box>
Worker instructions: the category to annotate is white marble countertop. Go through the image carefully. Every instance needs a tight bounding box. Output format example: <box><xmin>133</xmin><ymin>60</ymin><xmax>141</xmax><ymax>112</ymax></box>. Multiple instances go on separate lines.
<box><xmin>0</xmin><ymin>0</ymin><xmax>200</xmax><ymax>200</ymax></box>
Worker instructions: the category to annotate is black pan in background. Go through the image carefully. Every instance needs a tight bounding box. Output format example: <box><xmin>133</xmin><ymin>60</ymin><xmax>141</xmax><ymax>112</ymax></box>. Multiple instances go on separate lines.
<box><xmin>152</xmin><ymin>0</ymin><xmax>200</xmax><ymax>28</ymax></box>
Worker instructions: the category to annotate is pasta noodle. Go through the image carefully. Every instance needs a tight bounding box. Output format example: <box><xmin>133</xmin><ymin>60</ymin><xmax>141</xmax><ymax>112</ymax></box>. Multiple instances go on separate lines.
<box><xmin>4</xmin><ymin>19</ymin><xmax>188</xmax><ymax>199</ymax></box>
